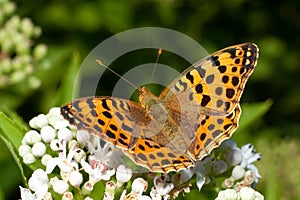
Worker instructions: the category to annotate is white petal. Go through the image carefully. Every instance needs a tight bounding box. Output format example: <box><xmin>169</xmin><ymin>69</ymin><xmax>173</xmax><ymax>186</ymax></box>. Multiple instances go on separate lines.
<box><xmin>81</xmin><ymin>159</ymin><xmax>93</xmax><ymax>174</ymax></box>
<box><xmin>247</xmin><ymin>164</ymin><xmax>262</xmax><ymax>179</ymax></box>
<box><xmin>19</xmin><ymin>186</ymin><xmax>35</xmax><ymax>200</ymax></box>
<box><xmin>180</xmin><ymin>168</ymin><xmax>194</xmax><ymax>183</ymax></box>
<box><xmin>138</xmin><ymin>195</ymin><xmax>152</xmax><ymax>200</ymax></box>
<box><xmin>162</xmin><ymin>183</ymin><xmax>174</xmax><ymax>196</ymax></box>
<box><xmin>46</xmin><ymin>157</ymin><xmax>59</xmax><ymax>174</ymax></box>
<box><xmin>100</xmin><ymin>169</ymin><xmax>115</xmax><ymax>181</ymax></box>
<box><xmin>196</xmin><ymin>171</ymin><xmax>206</xmax><ymax>191</ymax></box>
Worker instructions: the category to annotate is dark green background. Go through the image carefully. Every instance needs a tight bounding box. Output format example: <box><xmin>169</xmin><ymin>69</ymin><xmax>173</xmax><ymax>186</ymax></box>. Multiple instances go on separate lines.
<box><xmin>1</xmin><ymin>0</ymin><xmax>300</xmax><ymax>199</ymax></box>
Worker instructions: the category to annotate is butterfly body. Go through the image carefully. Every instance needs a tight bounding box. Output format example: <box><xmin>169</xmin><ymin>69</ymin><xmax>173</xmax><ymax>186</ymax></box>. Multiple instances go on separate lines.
<box><xmin>61</xmin><ymin>43</ymin><xmax>259</xmax><ymax>172</ymax></box>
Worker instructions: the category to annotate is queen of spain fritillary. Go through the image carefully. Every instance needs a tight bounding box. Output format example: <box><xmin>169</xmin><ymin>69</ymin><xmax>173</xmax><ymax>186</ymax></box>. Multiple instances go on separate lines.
<box><xmin>61</xmin><ymin>43</ymin><xmax>259</xmax><ymax>173</ymax></box>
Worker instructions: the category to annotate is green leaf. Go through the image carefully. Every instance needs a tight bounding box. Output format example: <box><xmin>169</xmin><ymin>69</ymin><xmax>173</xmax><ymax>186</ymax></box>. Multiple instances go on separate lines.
<box><xmin>90</xmin><ymin>181</ymin><xmax>105</xmax><ymax>199</ymax></box>
<box><xmin>239</xmin><ymin>99</ymin><xmax>272</xmax><ymax>131</ymax></box>
<box><xmin>0</xmin><ymin>111</ymin><xmax>27</xmax><ymax>184</ymax></box>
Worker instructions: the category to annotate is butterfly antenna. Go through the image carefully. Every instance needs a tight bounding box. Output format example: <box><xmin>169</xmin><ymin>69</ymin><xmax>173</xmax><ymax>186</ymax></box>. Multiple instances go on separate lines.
<box><xmin>149</xmin><ymin>48</ymin><xmax>162</xmax><ymax>83</ymax></box>
<box><xmin>96</xmin><ymin>59</ymin><xmax>139</xmax><ymax>91</ymax></box>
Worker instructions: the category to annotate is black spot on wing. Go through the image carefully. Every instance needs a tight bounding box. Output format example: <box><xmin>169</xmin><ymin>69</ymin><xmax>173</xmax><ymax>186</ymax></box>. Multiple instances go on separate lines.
<box><xmin>101</xmin><ymin>100</ymin><xmax>110</xmax><ymax>110</ymax></box>
<box><xmin>201</xmin><ymin>95</ymin><xmax>211</xmax><ymax>106</ymax></box>
<box><xmin>200</xmin><ymin>133</ymin><xmax>206</xmax><ymax>141</ymax></box>
<box><xmin>186</xmin><ymin>71</ymin><xmax>194</xmax><ymax>84</ymax></box>
<box><xmin>106</xmin><ymin>130</ymin><xmax>116</xmax><ymax>139</ymax></box>
<box><xmin>195</xmin><ymin>84</ymin><xmax>203</xmax><ymax>94</ymax></box>
<box><xmin>103</xmin><ymin>111</ymin><xmax>112</xmax><ymax>119</ymax></box>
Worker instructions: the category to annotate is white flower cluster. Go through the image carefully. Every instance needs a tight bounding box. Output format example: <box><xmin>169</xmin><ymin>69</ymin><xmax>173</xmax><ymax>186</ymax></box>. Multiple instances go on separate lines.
<box><xmin>19</xmin><ymin>107</ymin><xmax>263</xmax><ymax>200</ymax></box>
<box><xmin>216</xmin><ymin>187</ymin><xmax>264</xmax><ymax>200</ymax></box>
<box><xmin>219</xmin><ymin>140</ymin><xmax>262</xmax><ymax>190</ymax></box>
<box><xmin>19</xmin><ymin>107</ymin><xmax>122</xmax><ymax>199</ymax></box>
<box><xmin>0</xmin><ymin>0</ymin><xmax>47</xmax><ymax>89</ymax></box>
<box><xmin>179</xmin><ymin>139</ymin><xmax>262</xmax><ymax>199</ymax></box>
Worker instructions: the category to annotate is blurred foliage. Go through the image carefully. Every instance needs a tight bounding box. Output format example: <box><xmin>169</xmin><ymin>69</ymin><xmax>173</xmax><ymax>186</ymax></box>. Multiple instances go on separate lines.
<box><xmin>0</xmin><ymin>0</ymin><xmax>300</xmax><ymax>199</ymax></box>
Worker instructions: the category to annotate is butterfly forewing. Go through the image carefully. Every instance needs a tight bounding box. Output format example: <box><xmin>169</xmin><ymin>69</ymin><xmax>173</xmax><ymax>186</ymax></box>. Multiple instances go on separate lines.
<box><xmin>160</xmin><ymin>43</ymin><xmax>258</xmax><ymax>115</ymax></box>
<box><xmin>61</xmin><ymin>97</ymin><xmax>146</xmax><ymax>149</ymax></box>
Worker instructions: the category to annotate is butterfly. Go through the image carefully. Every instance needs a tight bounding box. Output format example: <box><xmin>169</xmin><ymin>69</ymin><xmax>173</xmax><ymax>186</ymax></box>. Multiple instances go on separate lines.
<box><xmin>61</xmin><ymin>43</ymin><xmax>259</xmax><ymax>173</ymax></box>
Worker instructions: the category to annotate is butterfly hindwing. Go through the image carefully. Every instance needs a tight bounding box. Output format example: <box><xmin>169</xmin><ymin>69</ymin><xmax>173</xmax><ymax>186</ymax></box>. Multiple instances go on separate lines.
<box><xmin>124</xmin><ymin>137</ymin><xmax>194</xmax><ymax>173</ymax></box>
<box><xmin>188</xmin><ymin>104</ymin><xmax>241</xmax><ymax>160</ymax></box>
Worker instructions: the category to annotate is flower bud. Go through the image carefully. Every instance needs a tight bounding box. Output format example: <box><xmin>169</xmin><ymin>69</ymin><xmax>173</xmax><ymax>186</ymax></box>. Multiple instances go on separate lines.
<box><xmin>35</xmin><ymin>114</ymin><xmax>49</xmax><ymax>128</ymax></box>
<box><xmin>222</xmin><ymin>177</ymin><xmax>234</xmax><ymax>188</ymax></box>
<box><xmin>32</xmin><ymin>142</ymin><xmax>46</xmax><ymax>157</ymax></box>
<box><xmin>73</xmin><ymin>148</ymin><xmax>86</xmax><ymax>163</ymax></box>
<box><xmin>132</xmin><ymin>178</ymin><xmax>148</xmax><ymax>194</ymax></box>
<box><xmin>28</xmin><ymin>169</ymin><xmax>48</xmax><ymax>192</ymax></box>
<box><xmin>231</xmin><ymin>165</ymin><xmax>245</xmax><ymax>180</ymax></box>
<box><xmin>57</xmin><ymin>127</ymin><xmax>73</xmax><ymax>142</ymax></box>
<box><xmin>213</xmin><ymin>160</ymin><xmax>228</xmax><ymax>175</ymax></box>
<box><xmin>20</xmin><ymin>18</ymin><xmax>34</xmax><ymax>37</ymax></box>
<box><xmin>69</xmin><ymin>171</ymin><xmax>83</xmax><ymax>187</ymax></box>
<box><xmin>23</xmin><ymin>130</ymin><xmax>41</xmax><ymax>145</ymax></box>
<box><xmin>23</xmin><ymin>152</ymin><xmax>36</xmax><ymax>164</ymax></box>
<box><xmin>28</xmin><ymin>76</ymin><xmax>41</xmax><ymax>89</ymax></box>
<box><xmin>40</xmin><ymin>125</ymin><xmax>56</xmax><ymax>143</ymax></box>
<box><xmin>105</xmin><ymin>181</ymin><xmax>116</xmax><ymax>195</ymax></box>
<box><xmin>216</xmin><ymin>189</ymin><xmax>238</xmax><ymax>199</ymax></box>
<box><xmin>33</xmin><ymin>44</ymin><xmax>47</xmax><ymax>60</ymax></box>
<box><xmin>2</xmin><ymin>1</ymin><xmax>16</xmax><ymax>16</ymax></box>
<box><xmin>76</xmin><ymin>130</ymin><xmax>90</xmax><ymax>145</ymax></box>
<box><xmin>52</xmin><ymin>179</ymin><xmax>69</xmax><ymax>195</ymax></box>
<box><xmin>62</xmin><ymin>192</ymin><xmax>73</xmax><ymax>200</ymax></box>
<box><xmin>82</xmin><ymin>181</ymin><xmax>94</xmax><ymax>195</ymax></box>
<box><xmin>223</xmin><ymin>149</ymin><xmax>242</xmax><ymax>167</ymax></box>
<box><xmin>239</xmin><ymin>187</ymin><xmax>258</xmax><ymax>199</ymax></box>
<box><xmin>18</xmin><ymin>144</ymin><xmax>31</xmax><ymax>157</ymax></box>
<box><xmin>116</xmin><ymin>165</ymin><xmax>133</xmax><ymax>187</ymax></box>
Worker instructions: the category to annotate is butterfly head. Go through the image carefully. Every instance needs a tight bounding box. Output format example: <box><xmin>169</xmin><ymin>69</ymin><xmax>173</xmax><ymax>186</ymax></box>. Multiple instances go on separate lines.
<box><xmin>138</xmin><ymin>86</ymin><xmax>162</xmax><ymax>110</ymax></box>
